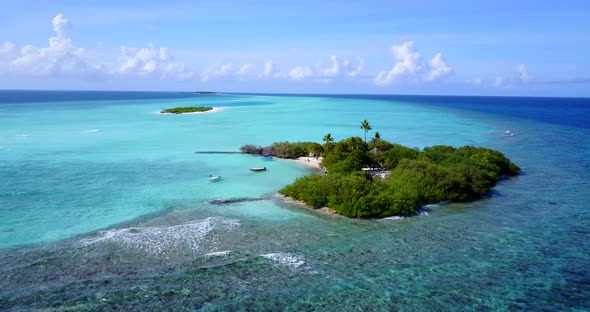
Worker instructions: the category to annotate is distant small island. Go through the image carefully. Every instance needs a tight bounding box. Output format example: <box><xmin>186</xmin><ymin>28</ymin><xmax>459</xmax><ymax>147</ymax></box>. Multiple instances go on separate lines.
<box><xmin>160</xmin><ymin>106</ymin><xmax>213</xmax><ymax>114</ymax></box>
<box><xmin>242</xmin><ymin>120</ymin><xmax>520</xmax><ymax>218</ymax></box>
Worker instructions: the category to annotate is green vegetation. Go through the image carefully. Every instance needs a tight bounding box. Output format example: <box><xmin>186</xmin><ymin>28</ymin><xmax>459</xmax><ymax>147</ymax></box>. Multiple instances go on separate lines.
<box><xmin>161</xmin><ymin>106</ymin><xmax>213</xmax><ymax>114</ymax></box>
<box><xmin>360</xmin><ymin>119</ymin><xmax>372</xmax><ymax>142</ymax></box>
<box><xmin>272</xmin><ymin>124</ymin><xmax>520</xmax><ymax>218</ymax></box>
<box><xmin>241</xmin><ymin>141</ymin><xmax>324</xmax><ymax>159</ymax></box>
<box><xmin>323</xmin><ymin>133</ymin><xmax>334</xmax><ymax>153</ymax></box>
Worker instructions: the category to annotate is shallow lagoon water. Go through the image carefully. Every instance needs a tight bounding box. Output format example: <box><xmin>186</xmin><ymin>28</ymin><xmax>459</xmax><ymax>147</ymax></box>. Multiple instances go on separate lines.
<box><xmin>0</xmin><ymin>92</ymin><xmax>588</xmax><ymax>310</ymax></box>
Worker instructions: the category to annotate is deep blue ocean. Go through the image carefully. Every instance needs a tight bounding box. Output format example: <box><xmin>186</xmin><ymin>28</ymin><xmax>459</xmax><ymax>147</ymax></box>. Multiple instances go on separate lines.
<box><xmin>0</xmin><ymin>90</ymin><xmax>588</xmax><ymax>310</ymax></box>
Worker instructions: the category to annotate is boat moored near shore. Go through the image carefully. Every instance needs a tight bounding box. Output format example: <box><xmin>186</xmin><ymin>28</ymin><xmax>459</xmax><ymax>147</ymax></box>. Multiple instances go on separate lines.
<box><xmin>208</xmin><ymin>175</ymin><xmax>222</xmax><ymax>182</ymax></box>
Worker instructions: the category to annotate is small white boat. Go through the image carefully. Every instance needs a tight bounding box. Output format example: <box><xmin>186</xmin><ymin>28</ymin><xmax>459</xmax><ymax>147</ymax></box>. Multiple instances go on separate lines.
<box><xmin>249</xmin><ymin>167</ymin><xmax>267</xmax><ymax>172</ymax></box>
<box><xmin>208</xmin><ymin>175</ymin><xmax>222</xmax><ymax>182</ymax></box>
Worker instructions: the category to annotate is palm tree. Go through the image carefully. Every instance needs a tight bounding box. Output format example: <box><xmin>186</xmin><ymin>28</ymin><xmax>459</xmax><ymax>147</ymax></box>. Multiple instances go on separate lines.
<box><xmin>371</xmin><ymin>131</ymin><xmax>381</xmax><ymax>143</ymax></box>
<box><xmin>360</xmin><ymin>120</ymin><xmax>372</xmax><ymax>142</ymax></box>
<box><xmin>323</xmin><ymin>133</ymin><xmax>334</xmax><ymax>153</ymax></box>
<box><xmin>323</xmin><ymin>133</ymin><xmax>334</xmax><ymax>148</ymax></box>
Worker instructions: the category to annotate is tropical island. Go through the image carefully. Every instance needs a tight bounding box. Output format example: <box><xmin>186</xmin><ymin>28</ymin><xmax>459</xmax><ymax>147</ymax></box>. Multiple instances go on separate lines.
<box><xmin>160</xmin><ymin>106</ymin><xmax>213</xmax><ymax>114</ymax></box>
<box><xmin>241</xmin><ymin>120</ymin><xmax>520</xmax><ymax>218</ymax></box>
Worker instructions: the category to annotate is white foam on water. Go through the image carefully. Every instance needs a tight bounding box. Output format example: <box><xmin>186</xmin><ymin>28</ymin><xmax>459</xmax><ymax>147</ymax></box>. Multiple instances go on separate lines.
<box><xmin>78</xmin><ymin>217</ymin><xmax>240</xmax><ymax>256</ymax></box>
<box><xmin>502</xmin><ymin>130</ymin><xmax>516</xmax><ymax>136</ymax></box>
<box><xmin>417</xmin><ymin>210</ymin><xmax>429</xmax><ymax>216</ymax></box>
<box><xmin>204</xmin><ymin>250</ymin><xmax>231</xmax><ymax>257</ymax></box>
<box><xmin>383</xmin><ymin>216</ymin><xmax>404</xmax><ymax>221</ymax></box>
<box><xmin>15</xmin><ymin>134</ymin><xmax>30</xmax><ymax>137</ymax></box>
<box><xmin>82</xmin><ymin>129</ymin><xmax>102</xmax><ymax>133</ymax></box>
<box><xmin>261</xmin><ymin>253</ymin><xmax>306</xmax><ymax>269</ymax></box>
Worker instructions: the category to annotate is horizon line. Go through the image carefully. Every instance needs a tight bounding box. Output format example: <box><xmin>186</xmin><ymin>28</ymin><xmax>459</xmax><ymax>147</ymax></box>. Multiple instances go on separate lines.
<box><xmin>1</xmin><ymin>89</ymin><xmax>589</xmax><ymax>100</ymax></box>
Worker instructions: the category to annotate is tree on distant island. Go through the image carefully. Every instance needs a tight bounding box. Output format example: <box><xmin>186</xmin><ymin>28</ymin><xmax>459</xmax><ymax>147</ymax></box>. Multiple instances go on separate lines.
<box><xmin>161</xmin><ymin>106</ymin><xmax>213</xmax><ymax>114</ymax></box>
<box><xmin>360</xmin><ymin>120</ymin><xmax>372</xmax><ymax>142</ymax></box>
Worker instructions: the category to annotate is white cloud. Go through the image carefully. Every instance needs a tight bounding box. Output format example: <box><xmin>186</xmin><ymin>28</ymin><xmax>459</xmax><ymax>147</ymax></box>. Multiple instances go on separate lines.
<box><xmin>494</xmin><ymin>64</ymin><xmax>530</xmax><ymax>88</ymax></box>
<box><xmin>495</xmin><ymin>76</ymin><xmax>505</xmax><ymax>87</ymax></box>
<box><xmin>343</xmin><ymin>58</ymin><xmax>364</xmax><ymax>78</ymax></box>
<box><xmin>426</xmin><ymin>53</ymin><xmax>453</xmax><ymax>81</ymax></box>
<box><xmin>472</xmin><ymin>77</ymin><xmax>482</xmax><ymax>86</ymax></box>
<box><xmin>161</xmin><ymin>63</ymin><xmax>194</xmax><ymax>80</ymax></box>
<box><xmin>52</xmin><ymin>13</ymin><xmax>71</xmax><ymax>38</ymax></box>
<box><xmin>1</xmin><ymin>14</ymin><xmax>193</xmax><ymax>81</ymax></box>
<box><xmin>0</xmin><ymin>42</ymin><xmax>14</xmax><ymax>54</ymax></box>
<box><xmin>113</xmin><ymin>44</ymin><xmax>194</xmax><ymax>80</ymax></box>
<box><xmin>10</xmin><ymin>14</ymin><xmax>102</xmax><ymax>77</ymax></box>
<box><xmin>289</xmin><ymin>66</ymin><xmax>313</xmax><ymax>80</ymax></box>
<box><xmin>318</xmin><ymin>55</ymin><xmax>340</xmax><ymax>77</ymax></box>
<box><xmin>237</xmin><ymin>63</ymin><xmax>255</xmax><ymax>76</ymax></box>
<box><xmin>261</xmin><ymin>60</ymin><xmax>283</xmax><ymax>78</ymax></box>
<box><xmin>315</xmin><ymin>56</ymin><xmax>363</xmax><ymax>80</ymax></box>
<box><xmin>374</xmin><ymin>41</ymin><xmax>423</xmax><ymax>85</ymax></box>
<box><xmin>200</xmin><ymin>63</ymin><xmax>232</xmax><ymax>81</ymax></box>
<box><xmin>517</xmin><ymin>64</ymin><xmax>529</xmax><ymax>82</ymax></box>
<box><xmin>374</xmin><ymin>41</ymin><xmax>453</xmax><ymax>86</ymax></box>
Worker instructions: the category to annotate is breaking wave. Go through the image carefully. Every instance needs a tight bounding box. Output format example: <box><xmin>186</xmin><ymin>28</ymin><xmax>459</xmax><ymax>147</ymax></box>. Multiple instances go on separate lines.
<box><xmin>261</xmin><ymin>253</ymin><xmax>306</xmax><ymax>269</ymax></box>
<box><xmin>78</xmin><ymin>217</ymin><xmax>240</xmax><ymax>256</ymax></box>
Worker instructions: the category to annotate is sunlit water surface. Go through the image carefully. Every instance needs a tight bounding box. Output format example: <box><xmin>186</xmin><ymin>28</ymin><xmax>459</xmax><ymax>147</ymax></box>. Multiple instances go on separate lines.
<box><xmin>0</xmin><ymin>91</ymin><xmax>588</xmax><ymax>310</ymax></box>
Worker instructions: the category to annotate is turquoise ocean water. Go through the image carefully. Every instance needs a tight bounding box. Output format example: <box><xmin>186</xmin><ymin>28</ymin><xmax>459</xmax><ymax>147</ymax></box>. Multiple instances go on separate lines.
<box><xmin>0</xmin><ymin>91</ymin><xmax>588</xmax><ymax>310</ymax></box>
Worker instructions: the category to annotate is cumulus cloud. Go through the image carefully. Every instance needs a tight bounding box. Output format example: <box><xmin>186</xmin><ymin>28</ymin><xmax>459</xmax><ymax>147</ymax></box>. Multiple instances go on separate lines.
<box><xmin>315</xmin><ymin>56</ymin><xmax>363</xmax><ymax>80</ymax></box>
<box><xmin>289</xmin><ymin>65</ymin><xmax>313</xmax><ymax>80</ymax></box>
<box><xmin>0</xmin><ymin>42</ymin><xmax>14</xmax><ymax>54</ymax></box>
<box><xmin>160</xmin><ymin>63</ymin><xmax>194</xmax><ymax>80</ymax></box>
<box><xmin>426</xmin><ymin>53</ymin><xmax>453</xmax><ymax>81</ymax></box>
<box><xmin>237</xmin><ymin>63</ymin><xmax>255</xmax><ymax>76</ymax></box>
<box><xmin>1</xmin><ymin>14</ymin><xmax>194</xmax><ymax>81</ymax></box>
<box><xmin>261</xmin><ymin>60</ymin><xmax>283</xmax><ymax>79</ymax></box>
<box><xmin>374</xmin><ymin>41</ymin><xmax>422</xmax><ymax>85</ymax></box>
<box><xmin>52</xmin><ymin>13</ymin><xmax>71</xmax><ymax>38</ymax></box>
<box><xmin>517</xmin><ymin>64</ymin><xmax>529</xmax><ymax>82</ymax></box>
<box><xmin>343</xmin><ymin>58</ymin><xmax>364</xmax><ymax>78</ymax></box>
<box><xmin>258</xmin><ymin>56</ymin><xmax>365</xmax><ymax>82</ymax></box>
<box><xmin>318</xmin><ymin>55</ymin><xmax>340</xmax><ymax>77</ymax></box>
<box><xmin>10</xmin><ymin>14</ymin><xmax>103</xmax><ymax>77</ymax></box>
<box><xmin>200</xmin><ymin>63</ymin><xmax>232</xmax><ymax>81</ymax></box>
<box><xmin>494</xmin><ymin>64</ymin><xmax>530</xmax><ymax>88</ymax></box>
<box><xmin>114</xmin><ymin>44</ymin><xmax>194</xmax><ymax>80</ymax></box>
<box><xmin>374</xmin><ymin>41</ymin><xmax>453</xmax><ymax>86</ymax></box>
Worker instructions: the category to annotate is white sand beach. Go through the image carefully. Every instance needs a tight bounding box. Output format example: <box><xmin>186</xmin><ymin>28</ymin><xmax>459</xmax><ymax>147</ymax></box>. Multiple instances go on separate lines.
<box><xmin>290</xmin><ymin>157</ymin><xmax>323</xmax><ymax>170</ymax></box>
<box><xmin>276</xmin><ymin>194</ymin><xmax>341</xmax><ymax>217</ymax></box>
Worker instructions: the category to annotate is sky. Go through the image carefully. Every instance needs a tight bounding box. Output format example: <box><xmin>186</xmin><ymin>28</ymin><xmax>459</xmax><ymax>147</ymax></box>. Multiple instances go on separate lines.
<box><xmin>0</xmin><ymin>0</ymin><xmax>589</xmax><ymax>96</ymax></box>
